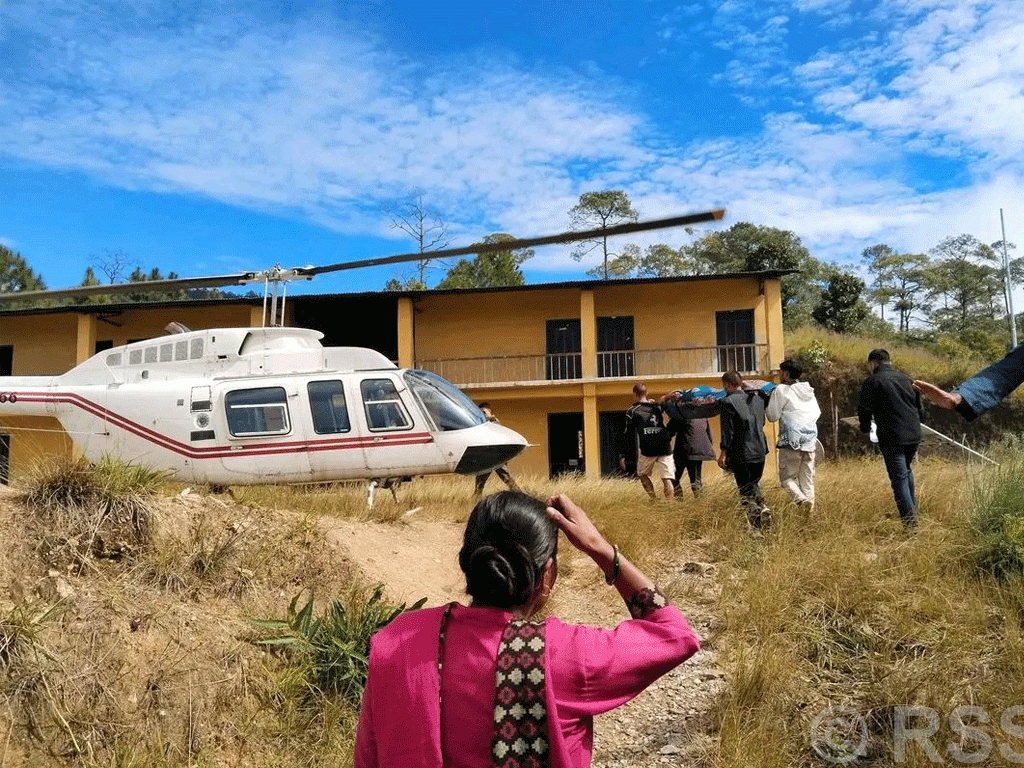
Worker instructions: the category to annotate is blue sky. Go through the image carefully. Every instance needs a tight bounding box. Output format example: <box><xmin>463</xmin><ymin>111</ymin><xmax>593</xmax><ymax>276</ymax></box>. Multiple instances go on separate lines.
<box><xmin>1</xmin><ymin>0</ymin><xmax>1022</xmax><ymax>296</ymax></box>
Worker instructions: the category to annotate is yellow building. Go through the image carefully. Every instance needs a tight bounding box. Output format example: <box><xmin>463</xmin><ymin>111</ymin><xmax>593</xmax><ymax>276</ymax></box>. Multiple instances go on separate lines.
<box><xmin>0</xmin><ymin>271</ymin><xmax>785</xmax><ymax>484</ymax></box>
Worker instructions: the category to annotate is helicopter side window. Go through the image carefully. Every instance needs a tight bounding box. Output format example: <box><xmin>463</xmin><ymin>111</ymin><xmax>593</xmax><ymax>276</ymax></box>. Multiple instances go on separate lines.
<box><xmin>360</xmin><ymin>379</ymin><xmax>411</xmax><ymax>431</ymax></box>
<box><xmin>308</xmin><ymin>380</ymin><xmax>351</xmax><ymax>434</ymax></box>
<box><xmin>225</xmin><ymin>386</ymin><xmax>291</xmax><ymax>437</ymax></box>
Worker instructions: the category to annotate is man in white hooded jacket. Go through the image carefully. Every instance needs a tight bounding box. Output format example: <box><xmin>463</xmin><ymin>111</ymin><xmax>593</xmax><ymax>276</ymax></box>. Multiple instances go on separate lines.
<box><xmin>766</xmin><ymin>359</ymin><xmax>821</xmax><ymax>508</ymax></box>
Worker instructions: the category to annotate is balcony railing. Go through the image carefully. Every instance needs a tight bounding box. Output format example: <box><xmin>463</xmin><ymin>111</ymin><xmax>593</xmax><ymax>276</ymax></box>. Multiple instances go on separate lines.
<box><xmin>417</xmin><ymin>344</ymin><xmax>769</xmax><ymax>386</ymax></box>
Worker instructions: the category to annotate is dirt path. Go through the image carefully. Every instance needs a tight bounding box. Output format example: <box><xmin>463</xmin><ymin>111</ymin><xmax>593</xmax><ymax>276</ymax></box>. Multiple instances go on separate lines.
<box><xmin>321</xmin><ymin>515</ymin><xmax>726</xmax><ymax>766</ymax></box>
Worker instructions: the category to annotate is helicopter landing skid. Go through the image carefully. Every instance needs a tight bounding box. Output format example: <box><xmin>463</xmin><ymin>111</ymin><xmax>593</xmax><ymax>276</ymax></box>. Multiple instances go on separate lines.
<box><xmin>365</xmin><ymin>477</ymin><xmax>406</xmax><ymax>508</ymax></box>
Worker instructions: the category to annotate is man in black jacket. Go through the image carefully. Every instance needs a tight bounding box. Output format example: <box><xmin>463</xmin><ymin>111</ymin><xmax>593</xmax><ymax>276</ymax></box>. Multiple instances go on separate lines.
<box><xmin>718</xmin><ymin>371</ymin><xmax>770</xmax><ymax>533</ymax></box>
<box><xmin>857</xmin><ymin>349</ymin><xmax>925</xmax><ymax>528</ymax></box>
<box><xmin>620</xmin><ymin>383</ymin><xmax>675</xmax><ymax>499</ymax></box>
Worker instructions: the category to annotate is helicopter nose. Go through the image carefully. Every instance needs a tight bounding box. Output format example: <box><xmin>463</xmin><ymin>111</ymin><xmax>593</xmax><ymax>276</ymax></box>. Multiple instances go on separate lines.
<box><xmin>455</xmin><ymin>444</ymin><xmax>526</xmax><ymax>475</ymax></box>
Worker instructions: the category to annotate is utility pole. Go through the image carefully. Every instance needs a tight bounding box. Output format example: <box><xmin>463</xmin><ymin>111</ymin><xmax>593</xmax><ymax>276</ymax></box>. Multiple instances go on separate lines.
<box><xmin>1001</xmin><ymin>208</ymin><xmax>1017</xmax><ymax>348</ymax></box>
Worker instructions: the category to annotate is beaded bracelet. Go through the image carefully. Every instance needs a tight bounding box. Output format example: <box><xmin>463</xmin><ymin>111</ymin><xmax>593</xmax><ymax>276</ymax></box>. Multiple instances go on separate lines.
<box><xmin>604</xmin><ymin>545</ymin><xmax>620</xmax><ymax>585</ymax></box>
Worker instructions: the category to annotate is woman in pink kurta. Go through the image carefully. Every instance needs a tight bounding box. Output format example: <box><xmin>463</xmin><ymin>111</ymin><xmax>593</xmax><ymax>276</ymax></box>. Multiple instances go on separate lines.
<box><xmin>354</xmin><ymin>492</ymin><xmax>700</xmax><ymax>768</ymax></box>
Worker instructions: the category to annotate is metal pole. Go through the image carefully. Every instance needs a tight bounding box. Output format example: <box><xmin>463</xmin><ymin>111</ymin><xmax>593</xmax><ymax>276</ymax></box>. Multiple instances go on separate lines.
<box><xmin>1002</xmin><ymin>208</ymin><xmax>1017</xmax><ymax>348</ymax></box>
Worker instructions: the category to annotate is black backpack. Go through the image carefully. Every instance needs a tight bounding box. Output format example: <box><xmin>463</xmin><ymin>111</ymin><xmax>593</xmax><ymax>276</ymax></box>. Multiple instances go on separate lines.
<box><xmin>628</xmin><ymin>403</ymin><xmax>672</xmax><ymax>457</ymax></box>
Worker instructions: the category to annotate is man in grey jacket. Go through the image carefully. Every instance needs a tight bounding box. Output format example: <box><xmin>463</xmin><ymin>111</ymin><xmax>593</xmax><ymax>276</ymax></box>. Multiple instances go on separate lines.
<box><xmin>766</xmin><ymin>359</ymin><xmax>821</xmax><ymax>509</ymax></box>
<box><xmin>718</xmin><ymin>371</ymin><xmax>771</xmax><ymax>533</ymax></box>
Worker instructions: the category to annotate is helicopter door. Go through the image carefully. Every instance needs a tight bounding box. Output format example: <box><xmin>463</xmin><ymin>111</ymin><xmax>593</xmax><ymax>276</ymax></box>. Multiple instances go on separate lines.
<box><xmin>217</xmin><ymin>383</ymin><xmax>313</xmax><ymax>481</ymax></box>
<box><xmin>357</xmin><ymin>376</ymin><xmax>442</xmax><ymax>476</ymax></box>
<box><xmin>304</xmin><ymin>379</ymin><xmax>368</xmax><ymax>481</ymax></box>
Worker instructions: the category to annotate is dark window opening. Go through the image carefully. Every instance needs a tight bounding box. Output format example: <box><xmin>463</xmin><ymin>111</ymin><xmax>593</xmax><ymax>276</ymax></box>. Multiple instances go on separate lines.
<box><xmin>716</xmin><ymin>310</ymin><xmax>756</xmax><ymax>372</ymax></box>
<box><xmin>597</xmin><ymin>316</ymin><xmax>634</xmax><ymax>377</ymax></box>
<box><xmin>0</xmin><ymin>346</ymin><xmax>12</xmax><ymax>377</ymax></box>
<box><xmin>545</xmin><ymin>319</ymin><xmax>581</xmax><ymax>380</ymax></box>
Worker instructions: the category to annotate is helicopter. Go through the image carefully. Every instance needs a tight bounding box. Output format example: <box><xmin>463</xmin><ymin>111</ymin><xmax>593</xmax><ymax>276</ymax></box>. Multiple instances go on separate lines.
<box><xmin>0</xmin><ymin>208</ymin><xmax>725</xmax><ymax>490</ymax></box>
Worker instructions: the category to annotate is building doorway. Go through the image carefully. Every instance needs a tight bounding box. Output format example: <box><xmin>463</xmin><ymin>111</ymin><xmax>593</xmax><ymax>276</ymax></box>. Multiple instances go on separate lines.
<box><xmin>547</xmin><ymin>412</ymin><xmax>584</xmax><ymax>477</ymax></box>
<box><xmin>0</xmin><ymin>434</ymin><xmax>9</xmax><ymax>486</ymax></box>
<box><xmin>599</xmin><ymin>411</ymin><xmax>628</xmax><ymax>476</ymax></box>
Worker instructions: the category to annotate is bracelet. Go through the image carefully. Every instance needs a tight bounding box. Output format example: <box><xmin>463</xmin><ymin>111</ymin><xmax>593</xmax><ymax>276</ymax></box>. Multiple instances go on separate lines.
<box><xmin>604</xmin><ymin>545</ymin><xmax>620</xmax><ymax>585</ymax></box>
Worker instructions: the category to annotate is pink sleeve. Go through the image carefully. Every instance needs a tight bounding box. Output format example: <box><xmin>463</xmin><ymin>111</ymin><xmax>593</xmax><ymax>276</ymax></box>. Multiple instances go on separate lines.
<box><xmin>548</xmin><ymin>605</ymin><xmax>700</xmax><ymax>718</ymax></box>
<box><xmin>353</xmin><ymin>666</ymin><xmax>378</xmax><ymax>768</ymax></box>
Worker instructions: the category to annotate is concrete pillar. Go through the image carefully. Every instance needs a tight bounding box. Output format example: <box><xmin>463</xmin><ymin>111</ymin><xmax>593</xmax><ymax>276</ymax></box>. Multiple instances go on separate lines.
<box><xmin>75</xmin><ymin>314</ymin><xmax>97</xmax><ymax>364</ymax></box>
<box><xmin>579</xmin><ymin>290</ymin><xmax>601</xmax><ymax>477</ymax></box>
<box><xmin>580</xmin><ymin>289</ymin><xmax>597</xmax><ymax>379</ymax></box>
<box><xmin>397</xmin><ymin>297</ymin><xmax>415</xmax><ymax>368</ymax></box>
<box><xmin>583</xmin><ymin>382</ymin><xmax>600</xmax><ymax>479</ymax></box>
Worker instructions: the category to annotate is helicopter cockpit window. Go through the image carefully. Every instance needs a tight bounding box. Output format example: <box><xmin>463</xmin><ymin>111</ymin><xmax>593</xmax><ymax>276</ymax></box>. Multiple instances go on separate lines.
<box><xmin>403</xmin><ymin>370</ymin><xmax>486</xmax><ymax>431</ymax></box>
<box><xmin>308</xmin><ymin>381</ymin><xmax>351</xmax><ymax>434</ymax></box>
<box><xmin>225</xmin><ymin>387</ymin><xmax>290</xmax><ymax>437</ymax></box>
<box><xmin>360</xmin><ymin>379</ymin><xmax>411</xmax><ymax>431</ymax></box>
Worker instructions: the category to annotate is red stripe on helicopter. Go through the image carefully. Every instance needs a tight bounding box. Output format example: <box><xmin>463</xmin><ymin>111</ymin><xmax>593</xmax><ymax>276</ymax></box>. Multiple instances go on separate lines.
<box><xmin>12</xmin><ymin>392</ymin><xmax>434</xmax><ymax>459</ymax></box>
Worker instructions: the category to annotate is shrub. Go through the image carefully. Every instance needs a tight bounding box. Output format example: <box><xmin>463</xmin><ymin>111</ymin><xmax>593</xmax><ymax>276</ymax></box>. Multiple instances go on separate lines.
<box><xmin>20</xmin><ymin>456</ymin><xmax>170</xmax><ymax>567</ymax></box>
<box><xmin>254</xmin><ymin>586</ymin><xmax>426</xmax><ymax>706</ymax></box>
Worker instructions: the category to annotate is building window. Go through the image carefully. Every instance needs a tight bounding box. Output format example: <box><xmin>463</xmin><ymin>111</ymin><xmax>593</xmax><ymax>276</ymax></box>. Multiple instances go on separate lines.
<box><xmin>0</xmin><ymin>345</ymin><xmax>12</xmax><ymax>377</ymax></box>
<box><xmin>545</xmin><ymin>319</ymin><xmax>582</xmax><ymax>380</ymax></box>
<box><xmin>360</xmin><ymin>378</ymin><xmax>411</xmax><ymax>431</ymax></box>
<box><xmin>716</xmin><ymin>310</ymin><xmax>756</xmax><ymax>372</ymax></box>
<box><xmin>308</xmin><ymin>380</ymin><xmax>351</xmax><ymax>434</ymax></box>
<box><xmin>225</xmin><ymin>387</ymin><xmax>290</xmax><ymax>436</ymax></box>
<box><xmin>597</xmin><ymin>316</ymin><xmax>634</xmax><ymax>377</ymax></box>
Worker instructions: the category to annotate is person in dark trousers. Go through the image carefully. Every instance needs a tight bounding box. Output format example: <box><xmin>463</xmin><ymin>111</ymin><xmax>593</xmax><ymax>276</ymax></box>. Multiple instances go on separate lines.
<box><xmin>857</xmin><ymin>349</ymin><xmax>925</xmax><ymax>528</ymax></box>
<box><xmin>668</xmin><ymin>415</ymin><xmax>715</xmax><ymax>497</ymax></box>
<box><xmin>473</xmin><ymin>403</ymin><xmax>520</xmax><ymax>498</ymax></box>
<box><xmin>717</xmin><ymin>371</ymin><xmax>770</xmax><ymax>533</ymax></box>
<box><xmin>620</xmin><ymin>383</ymin><xmax>675</xmax><ymax>499</ymax></box>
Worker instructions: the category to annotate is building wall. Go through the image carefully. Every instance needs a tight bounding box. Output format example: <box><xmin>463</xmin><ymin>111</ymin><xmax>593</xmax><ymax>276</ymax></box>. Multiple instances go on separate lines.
<box><xmin>91</xmin><ymin>304</ymin><xmax>258</xmax><ymax>348</ymax></box>
<box><xmin>3</xmin><ymin>314</ymin><xmax>81</xmax><ymax>375</ymax></box>
<box><xmin>414</xmin><ymin>288</ymin><xmax>581</xmax><ymax>361</ymax></box>
<box><xmin>593</xmin><ymin>278</ymin><xmax>767</xmax><ymax>352</ymax></box>
<box><xmin>0</xmin><ymin>416</ymin><xmax>73</xmax><ymax>483</ymax></box>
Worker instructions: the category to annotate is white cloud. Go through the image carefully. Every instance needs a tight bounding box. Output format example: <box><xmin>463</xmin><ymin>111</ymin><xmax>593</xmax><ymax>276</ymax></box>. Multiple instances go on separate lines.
<box><xmin>1</xmin><ymin>0</ymin><xmax>1022</xmax><ymax>286</ymax></box>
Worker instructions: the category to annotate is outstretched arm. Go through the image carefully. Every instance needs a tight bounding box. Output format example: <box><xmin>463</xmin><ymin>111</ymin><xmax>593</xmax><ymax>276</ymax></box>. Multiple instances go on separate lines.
<box><xmin>913</xmin><ymin>380</ymin><xmax>962</xmax><ymax>410</ymax></box>
<box><xmin>914</xmin><ymin>343</ymin><xmax>1024</xmax><ymax>420</ymax></box>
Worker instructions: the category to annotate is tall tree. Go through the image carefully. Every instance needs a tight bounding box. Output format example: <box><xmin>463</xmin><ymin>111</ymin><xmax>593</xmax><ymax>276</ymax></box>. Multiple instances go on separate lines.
<box><xmin>679</xmin><ymin>222</ymin><xmax>826</xmax><ymax>327</ymax></box>
<box><xmin>861</xmin><ymin>244</ymin><xmax>929</xmax><ymax>332</ymax></box>
<box><xmin>812</xmin><ymin>272</ymin><xmax>870</xmax><ymax>333</ymax></box>
<box><xmin>0</xmin><ymin>244</ymin><xmax>46</xmax><ymax>294</ymax></box>
<box><xmin>389</xmin><ymin>194</ymin><xmax>450</xmax><ymax>289</ymax></box>
<box><xmin>436</xmin><ymin>233</ymin><xmax>533</xmax><ymax>289</ymax></box>
<box><xmin>568</xmin><ymin>191</ymin><xmax>639</xmax><ymax>279</ymax></box>
<box><xmin>924</xmin><ymin>234</ymin><xmax>1002</xmax><ymax>338</ymax></box>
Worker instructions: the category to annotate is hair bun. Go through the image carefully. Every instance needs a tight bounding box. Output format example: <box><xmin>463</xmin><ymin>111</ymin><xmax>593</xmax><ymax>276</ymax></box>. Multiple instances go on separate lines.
<box><xmin>467</xmin><ymin>545</ymin><xmax>520</xmax><ymax>605</ymax></box>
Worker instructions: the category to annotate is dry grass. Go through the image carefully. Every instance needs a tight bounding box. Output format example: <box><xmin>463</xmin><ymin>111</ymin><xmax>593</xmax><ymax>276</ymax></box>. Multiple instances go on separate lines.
<box><xmin>704</xmin><ymin>455</ymin><xmax>1024</xmax><ymax>767</ymax></box>
<box><xmin>785</xmin><ymin>324</ymin><xmax>991</xmax><ymax>388</ymax></box>
<box><xmin>5</xmin><ymin>452</ymin><xmax>1024</xmax><ymax>767</ymax></box>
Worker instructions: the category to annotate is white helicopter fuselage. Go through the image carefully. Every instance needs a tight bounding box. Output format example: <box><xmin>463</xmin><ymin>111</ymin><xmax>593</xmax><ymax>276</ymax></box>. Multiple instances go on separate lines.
<box><xmin>0</xmin><ymin>327</ymin><xmax>526</xmax><ymax>485</ymax></box>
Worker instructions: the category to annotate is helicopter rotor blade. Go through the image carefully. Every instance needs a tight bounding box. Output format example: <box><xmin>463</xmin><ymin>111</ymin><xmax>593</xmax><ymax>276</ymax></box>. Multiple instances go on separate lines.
<box><xmin>299</xmin><ymin>208</ymin><xmax>725</xmax><ymax>276</ymax></box>
<box><xmin>0</xmin><ymin>207</ymin><xmax>724</xmax><ymax>303</ymax></box>
<box><xmin>0</xmin><ymin>272</ymin><xmax>261</xmax><ymax>304</ymax></box>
